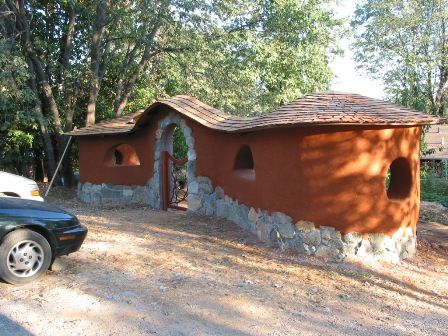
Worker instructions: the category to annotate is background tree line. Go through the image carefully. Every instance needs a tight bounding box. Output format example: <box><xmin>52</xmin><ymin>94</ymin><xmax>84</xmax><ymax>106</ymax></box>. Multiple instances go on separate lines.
<box><xmin>0</xmin><ymin>0</ymin><xmax>447</xmax><ymax>185</ymax></box>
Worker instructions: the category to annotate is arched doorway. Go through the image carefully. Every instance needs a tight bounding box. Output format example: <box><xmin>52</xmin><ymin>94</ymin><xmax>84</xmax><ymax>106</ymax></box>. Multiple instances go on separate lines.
<box><xmin>159</xmin><ymin>123</ymin><xmax>191</xmax><ymax>210</ymax></box>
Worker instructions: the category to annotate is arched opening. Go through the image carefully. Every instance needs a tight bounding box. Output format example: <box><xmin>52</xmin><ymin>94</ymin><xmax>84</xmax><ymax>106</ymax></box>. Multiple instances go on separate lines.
<box><xmin>114</xmin><ymin>149</ymin><xmax>123</xmax><ymax>165</ymax></box>
<box><xmin>386</xmin><ymin>157</ymin><xmax>412</xmax><ymax>200</ymax></box>
<box><xmin>233</xmin><ymin>145</ymin><xmax>255</xmax><ymax>180</ymax></box>
<box><xmin>159</xmin><ymin>125</ymin><xmax>188</xmax><ymax>162</ymax></box>
<box><xmin>105</xmin><ymin>144</ymin><xmax>140</xmax><ymax>166</ymax></box>
<box><xmin>234</xmin><ymin>145</ymin><xmax>254</xmax><ymax>169</ymax></box>
<box><xmin>159</xmin><ymin>124</ymin><xmax>189</xmax><ymax>210</ymax></box>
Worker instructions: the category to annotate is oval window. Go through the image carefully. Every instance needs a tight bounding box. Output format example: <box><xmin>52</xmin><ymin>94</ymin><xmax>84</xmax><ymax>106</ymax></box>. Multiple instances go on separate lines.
<box><xmin>386</xmin><ymin>157</ymin><xmax>412</xmax><ymax>199</ymax></box>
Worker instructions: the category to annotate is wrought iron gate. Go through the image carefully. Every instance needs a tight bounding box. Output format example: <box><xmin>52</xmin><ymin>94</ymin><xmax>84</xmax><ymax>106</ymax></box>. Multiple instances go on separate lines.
<box><xmin>162</xmin><ymin>151</ymin><xmax>188</xmax><ymax>210</ymax></box>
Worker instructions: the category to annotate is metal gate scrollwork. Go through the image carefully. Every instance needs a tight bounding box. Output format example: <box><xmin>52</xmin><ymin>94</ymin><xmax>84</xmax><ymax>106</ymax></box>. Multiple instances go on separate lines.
<box><xmin>162</xmin><ymin>151</ymin><xmax>188</xmax><ymax>210</ymax></box>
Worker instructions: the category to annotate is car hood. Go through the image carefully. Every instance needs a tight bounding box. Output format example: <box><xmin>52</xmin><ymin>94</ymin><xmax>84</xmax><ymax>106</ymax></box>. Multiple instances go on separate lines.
<box><xmin>0</xmin><ymin>198</ymin><xmax>75</xmax><ymax>220</ymax></box>
<box><xmin>0</xmin><ymin>171</ymin><xmax>36</xmax><ymax>188</ymax></box>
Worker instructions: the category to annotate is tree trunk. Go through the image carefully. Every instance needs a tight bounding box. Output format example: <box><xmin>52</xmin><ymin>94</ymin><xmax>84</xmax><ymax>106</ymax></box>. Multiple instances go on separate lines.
<box><xmin>36</xmin><ymin>104</ymin><xmax>58</xmax><ymax>181</ymax></box>
<box><xmin>60</xmin><ymin>96</ymin><xmax>77</xmax><ymax>187</ymax></box>
<box><xmin>86</xmin><ymin>0</ymin><xmax>109</xmax><ymax>126</ymax></box>
<box><xmin>434</xmin><ymin>19</ymin><xmax>447</xmax><ymax>116</ymax></box>
<box><xmin>113</xmin><ymin>43</ymin><xmax>139</xmax><ymax>114</ymax></box>
<box><xmin>59</xmin><ymin>5</ymin><xmax>77</xmax><ymax>187</ymax></box>
<box><xmin>60</xmin><ymin>138</ymin><xmax>75</xmax><ymax>187</ymax></box>
<box><xmin>25</xmin><ymin>57</ymin><xmax>58</xmax><ymax>181</ymax></box>
<box><xmin>5</xmin><ymin>0</ymin><xmax>64</xmax><ymax>135</ymax></box>
<box><xmin>10</xmin><ymin>0</ymin><xmax>64</xmax><ymax>184</ymax></box>
<box><xmin>58</xmin><ymin>4</ymin><xmax>76</xmax><ymax>94</ymax></box>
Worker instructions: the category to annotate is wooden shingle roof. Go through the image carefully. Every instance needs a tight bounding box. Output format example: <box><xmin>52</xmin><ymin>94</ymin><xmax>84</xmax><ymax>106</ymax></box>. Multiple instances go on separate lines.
<box><xmin>67</xmin><ymin>92</ymin><xmax>443</xmax><ymax>136</ymax></box>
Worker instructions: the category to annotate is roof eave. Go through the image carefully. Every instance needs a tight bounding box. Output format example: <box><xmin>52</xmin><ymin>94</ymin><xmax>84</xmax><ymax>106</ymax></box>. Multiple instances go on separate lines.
<box><xmin>65</xmin><ymin>120</ymin><xmax>443</xmax><ymax>137</ymax></box>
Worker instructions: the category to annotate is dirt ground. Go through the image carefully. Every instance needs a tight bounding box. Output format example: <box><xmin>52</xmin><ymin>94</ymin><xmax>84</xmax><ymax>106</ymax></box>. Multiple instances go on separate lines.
<box><xmin>0</xmin><ymin>190</ymin><xmax>447</xmax><ymax>336</ymax></box>
<box><xmin>418</xmin><ymin>202</ymin><xmax>448</xmax><ymax>257</ymax></box>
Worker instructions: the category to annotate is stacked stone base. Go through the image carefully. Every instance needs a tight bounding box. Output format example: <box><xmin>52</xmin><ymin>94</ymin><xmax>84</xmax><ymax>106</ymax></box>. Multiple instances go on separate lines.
<box><xmin>187</xmin><ymin>176</ymin><xmax>416</xmax><ymax>263</ymax></box>
<box><xmin>77</xmin><ymin>177</ymin><xmax>160</xmax><ymax>208</ymax></box>
<box><xmin>78</xmin><ymin>175</ymin><xmax>416</xmax><ymax>263</ymax></box>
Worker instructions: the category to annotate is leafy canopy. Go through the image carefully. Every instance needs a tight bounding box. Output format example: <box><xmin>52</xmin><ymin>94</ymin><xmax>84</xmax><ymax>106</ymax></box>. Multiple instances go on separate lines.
<box><xmin>352</xmin><ymin>0</ymin><xmax>448</xmax><ymax>116</ymax></box>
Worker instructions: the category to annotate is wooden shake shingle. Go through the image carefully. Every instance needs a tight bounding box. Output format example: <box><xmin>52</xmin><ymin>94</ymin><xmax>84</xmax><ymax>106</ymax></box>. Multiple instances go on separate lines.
<box><xmin>66</xmin><ymin>92</ymin><xmax>443</xmax><ymax>136</ymax></box>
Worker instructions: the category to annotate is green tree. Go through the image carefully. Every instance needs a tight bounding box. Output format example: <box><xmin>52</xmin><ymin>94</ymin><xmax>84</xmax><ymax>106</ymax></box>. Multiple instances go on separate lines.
<box><xmin>0</xmin><ymin>0</ymin><xmax>343</xmax><ymax>182</ymax></box>
<box><xmin>352</xmin><ymin>0</ymin><xmax>448</xmax><ymax>116</ymax></box>
<box><xmin>0</xmin><ymin>39</ymin><xmax>43</xmax><ymax>176</ymax></box>
<box><xmin>152</xmin><ymin>0</ymin><xmax>342</xmax><ymax>115</ymax></box>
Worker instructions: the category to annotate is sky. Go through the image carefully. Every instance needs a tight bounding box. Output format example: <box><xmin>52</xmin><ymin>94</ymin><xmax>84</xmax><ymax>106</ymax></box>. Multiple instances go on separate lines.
<box><xmin>330</xmin><ymin>0</ymin><xmax>385</xmax><ymax>99</ymax></box>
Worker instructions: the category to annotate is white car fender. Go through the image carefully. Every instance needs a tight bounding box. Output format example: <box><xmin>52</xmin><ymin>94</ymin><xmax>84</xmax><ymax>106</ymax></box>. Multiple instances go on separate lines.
<box><xmin>0</xmin><ymin>171</ymin><xmax>44</xmax><ymax>201</ymax></box>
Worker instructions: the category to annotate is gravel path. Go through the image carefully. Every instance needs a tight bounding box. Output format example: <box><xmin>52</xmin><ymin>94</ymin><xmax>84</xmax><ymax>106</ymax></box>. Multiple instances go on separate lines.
<box><xmin>0</xmin><ymin>196</ymin><xmax>447</xmax><ymax>336</ymax></box>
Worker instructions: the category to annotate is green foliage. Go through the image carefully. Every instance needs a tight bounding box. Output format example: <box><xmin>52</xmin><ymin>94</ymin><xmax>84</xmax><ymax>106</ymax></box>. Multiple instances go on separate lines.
<box><xmin>0</xmin><ymin>39</ymin><xmax>41</xmax><ymax>173</ymax></box>
<box><xmin>421</xmin><ymin>161</ymin><xmax>448</xmax><ymax>209</ymax></box>
<box><xmin>1</xmin><ymin>0</ymin><xmax>343</xmax><ymax>177</ymax></box>
<box><xmin>0</xmin><ymin>40</ymin><xmax>35</xmax><ymax>116</ymax></box>
<box><xmin>9</xmin><ymin>0</ymin><xmax>342</xmax><ymax>121</ymax></box>
<box><xmin>421</xmin><ymin>163</ymin><xmax>448</xmax><ymax>206</ymax></box>
<box><xmin>173</xmin><ymin>126</ymin><xmax>188</xmax><ymax>160</ymax></box>
<box><xmin>352</xmin><ymin>0</ymin><xmax>448</xmax><ymax>116</ymax></box>
<box><xmin>154</xmin><ymin>0</ymin><xmax>343</xmax><ymax>116</ymax></box>
<box><xmin>77</xmin><ymin>0</ymin><xmax>343</xmax><ymax>117</ymax></box>
<box><xmin>172</xmin><ymin>126</ymin><xmax>188</xmax><ymax>186</ymax></box>
<box><xmin>0</xmin><ymin>130</ymin><xmax>35</xmax><ymax>170</ymax></box>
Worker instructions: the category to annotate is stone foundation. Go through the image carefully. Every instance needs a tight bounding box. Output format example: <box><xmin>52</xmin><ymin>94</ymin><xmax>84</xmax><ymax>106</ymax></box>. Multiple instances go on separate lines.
<box><xmin>187</xmin><ymin>176</ymin><xmax>416</xmax><ymax>263</ymax></box>
<box><xmin>77</xmin><ymin>178</ymin><xmax>160</xmax><ymax>207</ymax></box>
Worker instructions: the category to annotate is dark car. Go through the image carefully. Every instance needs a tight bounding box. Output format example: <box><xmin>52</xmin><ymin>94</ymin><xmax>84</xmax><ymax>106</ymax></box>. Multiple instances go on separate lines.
<box><xmin>0</xmin><ymin>197</ymin><xmax>87</xmax><ymax>285</ymax></box>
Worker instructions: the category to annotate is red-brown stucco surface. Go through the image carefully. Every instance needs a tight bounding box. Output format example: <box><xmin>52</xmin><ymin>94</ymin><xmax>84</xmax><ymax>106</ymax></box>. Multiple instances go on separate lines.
<box><xmin>78</xmin><ymin>107</ymin><xmax>421</xmax><ymax>235</ymax></box>
<box><xmin>78</xmin><ymin>114</ymin><xmax>158</xmax><ymax>186</ymax></box>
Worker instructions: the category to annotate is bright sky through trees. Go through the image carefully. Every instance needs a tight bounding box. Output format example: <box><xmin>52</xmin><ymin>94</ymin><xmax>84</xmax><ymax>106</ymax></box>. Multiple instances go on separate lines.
<box><xmin>330</xmin><ymin>0</ymin><xmax>385</xmax><ymax>98</ymax></box>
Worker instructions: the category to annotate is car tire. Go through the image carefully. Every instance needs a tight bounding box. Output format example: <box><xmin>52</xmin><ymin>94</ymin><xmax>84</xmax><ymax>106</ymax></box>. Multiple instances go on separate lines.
<box><xmin>0</xmin><ymin>229</ymin><xmax>52</xmax><ymax>285</ymax></box>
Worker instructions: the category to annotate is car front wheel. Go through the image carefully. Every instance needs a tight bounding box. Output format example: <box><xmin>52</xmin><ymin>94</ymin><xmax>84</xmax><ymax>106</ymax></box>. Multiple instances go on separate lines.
<box><xmin>0</xmin><ymin>229</ymin><xmax>52</xmax><ymax>285</ymax></box>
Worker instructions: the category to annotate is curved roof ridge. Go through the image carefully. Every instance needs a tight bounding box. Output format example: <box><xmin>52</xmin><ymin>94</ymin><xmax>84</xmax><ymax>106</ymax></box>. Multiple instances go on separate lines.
<box><xmin>66</xmin><ymin>92</ymin><xmax>444</xmax><ymax>136</ymax></box>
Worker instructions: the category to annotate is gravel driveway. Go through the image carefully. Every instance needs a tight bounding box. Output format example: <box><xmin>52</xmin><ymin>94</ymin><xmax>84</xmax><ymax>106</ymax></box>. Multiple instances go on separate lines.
<box><xmin>0</xmin><ymin>195</ymin><xmax>447</xmax><ymax>336</ymax></box>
